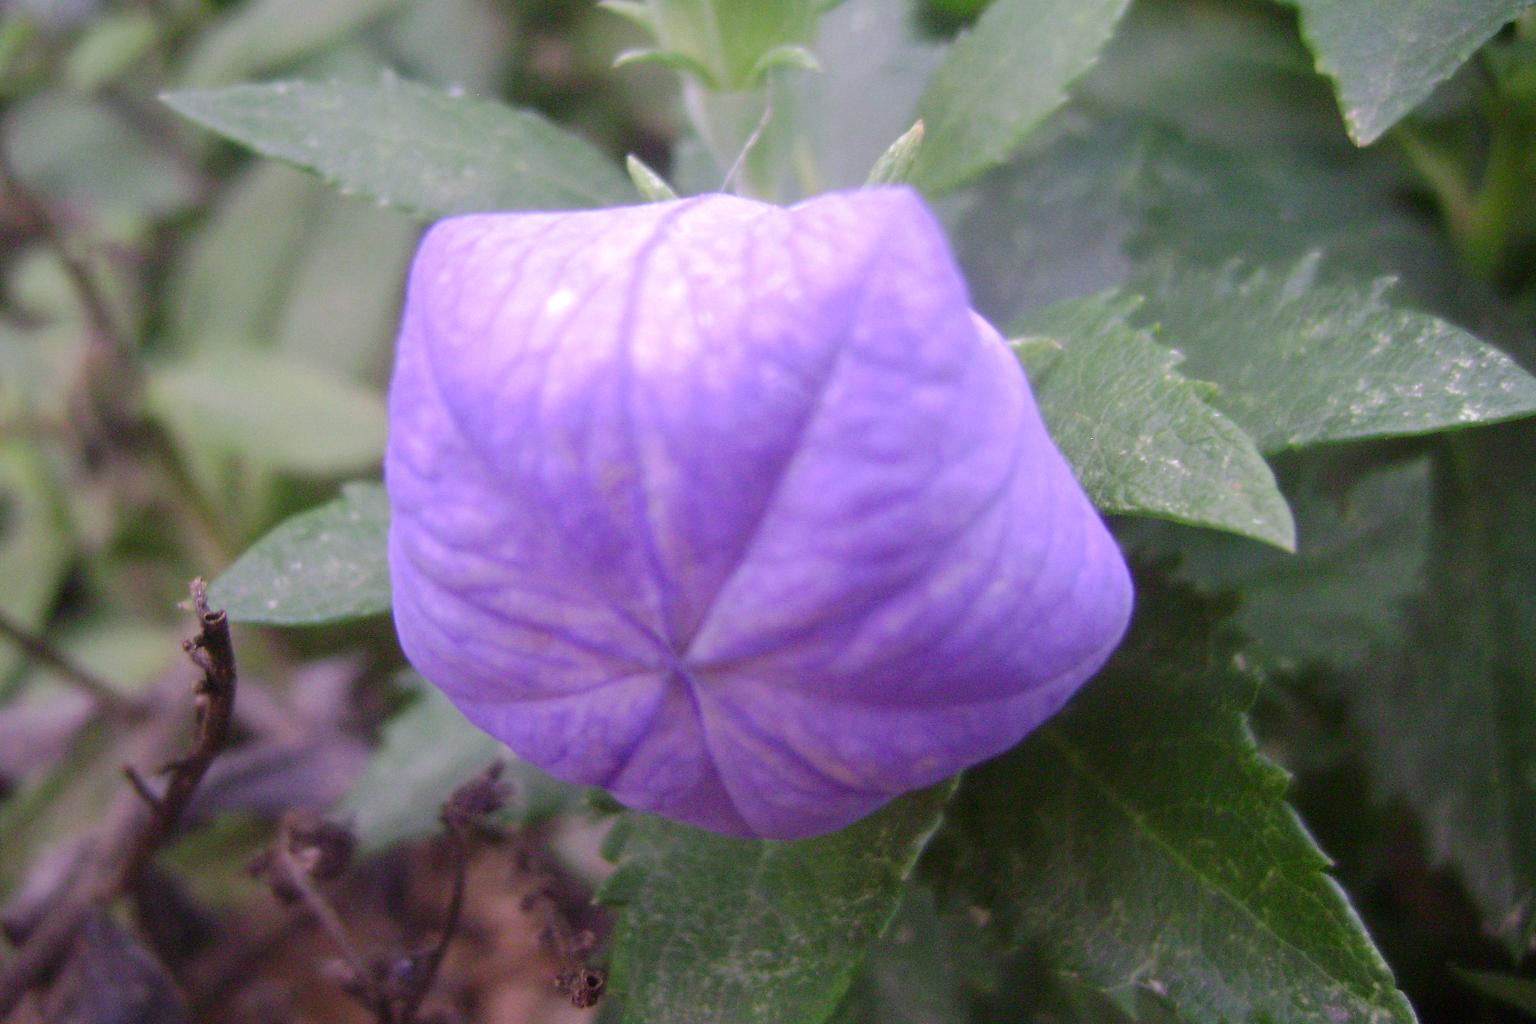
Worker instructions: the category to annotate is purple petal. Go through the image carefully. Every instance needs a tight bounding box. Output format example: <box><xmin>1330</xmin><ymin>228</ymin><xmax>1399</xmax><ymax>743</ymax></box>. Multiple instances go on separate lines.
<box><xmin>386</xmin><ymin>186</ymin><xmax>1132</xmax><ymax>838</ymax></box>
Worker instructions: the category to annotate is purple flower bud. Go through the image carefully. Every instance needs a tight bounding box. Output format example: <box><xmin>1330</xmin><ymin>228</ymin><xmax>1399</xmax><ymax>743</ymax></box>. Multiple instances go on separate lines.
<box><xmin>386</xmin><ymin>187</ymin><xmax>1132</xmax><ymax>839</ymax></box>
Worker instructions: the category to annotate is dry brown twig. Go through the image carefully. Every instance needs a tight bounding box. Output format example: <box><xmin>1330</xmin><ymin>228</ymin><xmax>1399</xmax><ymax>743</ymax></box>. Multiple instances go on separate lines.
<box><xmin>0</xmin><ymin>578</ymin><xmax>238</xmax><ymax>1017</ymax></box>
<box><xmin>514</xmin><ymin>840</ymin><xmax>608</xmax><ymax>1009</ymax></box>
<box><xmin>396</xmin><ymin>761</ymin><xmax>515</xmax><ymax>1023</ymax></box>
<box><xmin>248</xmin><ymin>762</ymin><xmax>513</xmax><ymax>1024</ymax></box>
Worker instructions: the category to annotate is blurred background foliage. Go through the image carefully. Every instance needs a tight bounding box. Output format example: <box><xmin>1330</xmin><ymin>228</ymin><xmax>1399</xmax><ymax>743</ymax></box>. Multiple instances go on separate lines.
<box><xmin>3</xmin><ymin>0</ymin><xmax>1536</xmax><ymax>1022</ymax></box>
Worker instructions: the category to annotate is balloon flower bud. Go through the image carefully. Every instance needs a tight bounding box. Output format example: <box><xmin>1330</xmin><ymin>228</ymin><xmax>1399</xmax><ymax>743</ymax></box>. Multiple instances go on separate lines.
<box><xmin>386</xmin><ymin>187</ymin><xmax>1132</xmax><ymax>839</ymax></box>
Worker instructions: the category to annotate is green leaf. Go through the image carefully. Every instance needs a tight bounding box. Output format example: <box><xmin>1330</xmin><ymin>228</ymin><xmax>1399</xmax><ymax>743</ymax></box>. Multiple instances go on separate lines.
<box><xmin>1135</xmin><ymin>257</ymin><xmax>1536</xmax><ymax>452</ymax></box>
<box><xmin>144</xmin><ymin>347</ymin><xmax>387</xmax><ymax>477</ymax></box>
<box><xmin>945</xmin><ymin>4</ymin><xmax>1458</xmax><ymax>330</ymax></box>
<box><xmin>162</xmin><ymin>77</ymin><xmax>633</xmax><ymax>219</ymax></box>
<box><xmin>1014</xmin><ymin>292</ymin><xmax>1295</xmax><ymax>550</ymax></box>
<box><xmin>1163</xmin><ymin>455</ymin><xmax>1432</xmax><ymax>674</ymax></box>
<box><xmin>1357</xmin><ymin>423</ymin><xmax>1536</xmax><ymax>954</ymax></box>
<box><xmin>910</xmin><ymin>0</ymin><xmax>1131</xmax><ymax>194</ymax></box>
<box><xmin>1076</xmin><ymin>0</ymin><xmax>1345</xmax><ymax>150</ymax></box>
<box><xmin>208</xmin><ymin>482</ymin><xmax>390</xmax><ymax>625</ymax></box>
<box><xmin>337</xmin><ymin>679</ymin><xmax>576</xmax><ymax>855</ymax></box>
<box><xmin>600</xmin><ymin>783</ymin><xmax>955</xmax><ymax>1024</ymax></box>
<box><xmin>1292</xmin><ymin>0</ymin><xmax>1536</xmax><ymax>145</ymax></box>
<box><xmin>923</xmin><ymin>571</ymin><xmax>1416</xmax><ymax>1024</ymax></box>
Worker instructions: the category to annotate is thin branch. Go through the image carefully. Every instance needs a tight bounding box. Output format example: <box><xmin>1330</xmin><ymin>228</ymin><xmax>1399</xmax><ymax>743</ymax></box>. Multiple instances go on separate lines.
<box><xmin>515</xmin><ymin>832</ymin><xmax>607</xmax><ymax>1009</ymax></box>
<box><xmin>0</xmin><ymin>606</ymin><xmax>143</xmax><ymax>719</ymax></box>
<box><xmin>272</xmin><ymin>836</ymin><xmax>388</xmax><ymax>1023</ymax></box>
<box><xmin>396</xmin><ymin>762</ymin><xmax>511</xmax><ymax>1024</ymax></box>
<box><xmin>114</xmin><ymin>579</ymin><xmax>236</xmax><ymax>888</ymax></box>
<box><xmin>0</xmin><ymin>579</ymin><xmax>238</xmax><ymax>1017</ymax></box>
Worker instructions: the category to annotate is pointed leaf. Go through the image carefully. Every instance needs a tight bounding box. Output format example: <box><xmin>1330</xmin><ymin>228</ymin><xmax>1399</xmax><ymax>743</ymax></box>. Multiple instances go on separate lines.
<box><xmin>1136</xmin><ymin>257</ymin><xmax>1536</xmax><ymax>452</ymax></box>
<box><xmin>911</xmin><ymin>0</ymin><xmax>1131</xmax><ymax>194</ymax></box>
<box><xmin>600</xmin><ymin>784</ymin><xmax>955</xmax><ymax>1024</ymax></box>
<box><xmin>1015</xmin><ymin>292</ymin><xmax>1295</xmax><ymax>549</ymax></box>
<box><xmin>163</xmin><ymin>77</ymin><xmax>632</xmax><ymax>219</ymax></box>
<box><xmin>209</xmin><ymin>482</ymin><xmax>389</xmax><ymax>625</ymax></box>
<box><xmin>923</xmin><ymin>572</ymin><xmax>1416</xmax><ymax>1024</ymax></box>
<box><xmin>1292</xmin><ymin>0</ymin><xmax>1536</xmax><ymax>144</ymax></box>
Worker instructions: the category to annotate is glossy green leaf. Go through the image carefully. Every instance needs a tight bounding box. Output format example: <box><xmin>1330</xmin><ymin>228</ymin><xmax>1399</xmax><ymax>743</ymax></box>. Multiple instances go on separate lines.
<box><xmin>209</xmin><ymin>482</ymin><xmax>389</xmax><ymax>625</ymax></box>
<box><xmin>923</xmin><ymin>572</ymin><xmax>1416</xmax><ymax>1024</ymax></box>
<box><xmin>1015</xmin><ymin>292</ymin><xmax>1295</xmax><ymax>550</ymax></box>
<box><xmin>163</xmin><ymin>77</ymin><xmax>633</xmax><ymax>219</ymax></box>
<box><xmin>145</xmin><ymin>347</ymin><xmax>387</xmax><ymax>477</ymax></box>
<box><xmin>600</xmin><ymin>783</ymin><xmax>955</xmax><ymax>1024</ymax></box>
<box><xmin>1292</xmin><ymin>0</ymin><xmax>1536</xmax><ymax>144</ymax></box>
<box><xmin>911</xmin><ymin>0</ymin><xmax>1131</xmax><ymax>194</ymax></box>
<box><xmin>1136</xmin><ymin>257</ymin><xmax>1536</xmax><ymax>452</ymax></box>
<box><xmin>337</xmin><ymin>679</ymin><xmax>576</xmax><ymax>854</ymax></box>
<box><xmin>1359</xmin><ymin>423</ymin><xmax>1536</xmax><ymax>955</ymax></box>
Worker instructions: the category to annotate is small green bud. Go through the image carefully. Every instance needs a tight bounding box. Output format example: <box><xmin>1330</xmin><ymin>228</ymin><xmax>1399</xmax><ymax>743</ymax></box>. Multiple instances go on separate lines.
<box><xmin>865</xmin><ymin>120</ymin><xmax>925</xmax><ymax>187</ymax></box>
<box><xmin>626</xmin><ymin>154</ymin><xmax>681</xmax><ymax>202</ymax></box>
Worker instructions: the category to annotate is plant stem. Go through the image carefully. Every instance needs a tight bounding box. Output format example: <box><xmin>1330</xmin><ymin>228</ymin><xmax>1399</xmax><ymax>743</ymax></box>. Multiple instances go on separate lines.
<box><xmin>0</xmin><ymin>580</ymin><xmax>239</xmax><ymax>1016</ymax></box>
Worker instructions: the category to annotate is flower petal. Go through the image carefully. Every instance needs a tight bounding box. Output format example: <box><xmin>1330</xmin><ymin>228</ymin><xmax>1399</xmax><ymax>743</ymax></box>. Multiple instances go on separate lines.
<box><xmin>387</xmin><ymin>186</ymin><xmax>1133</xmax><ymax>837</ymax></box>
